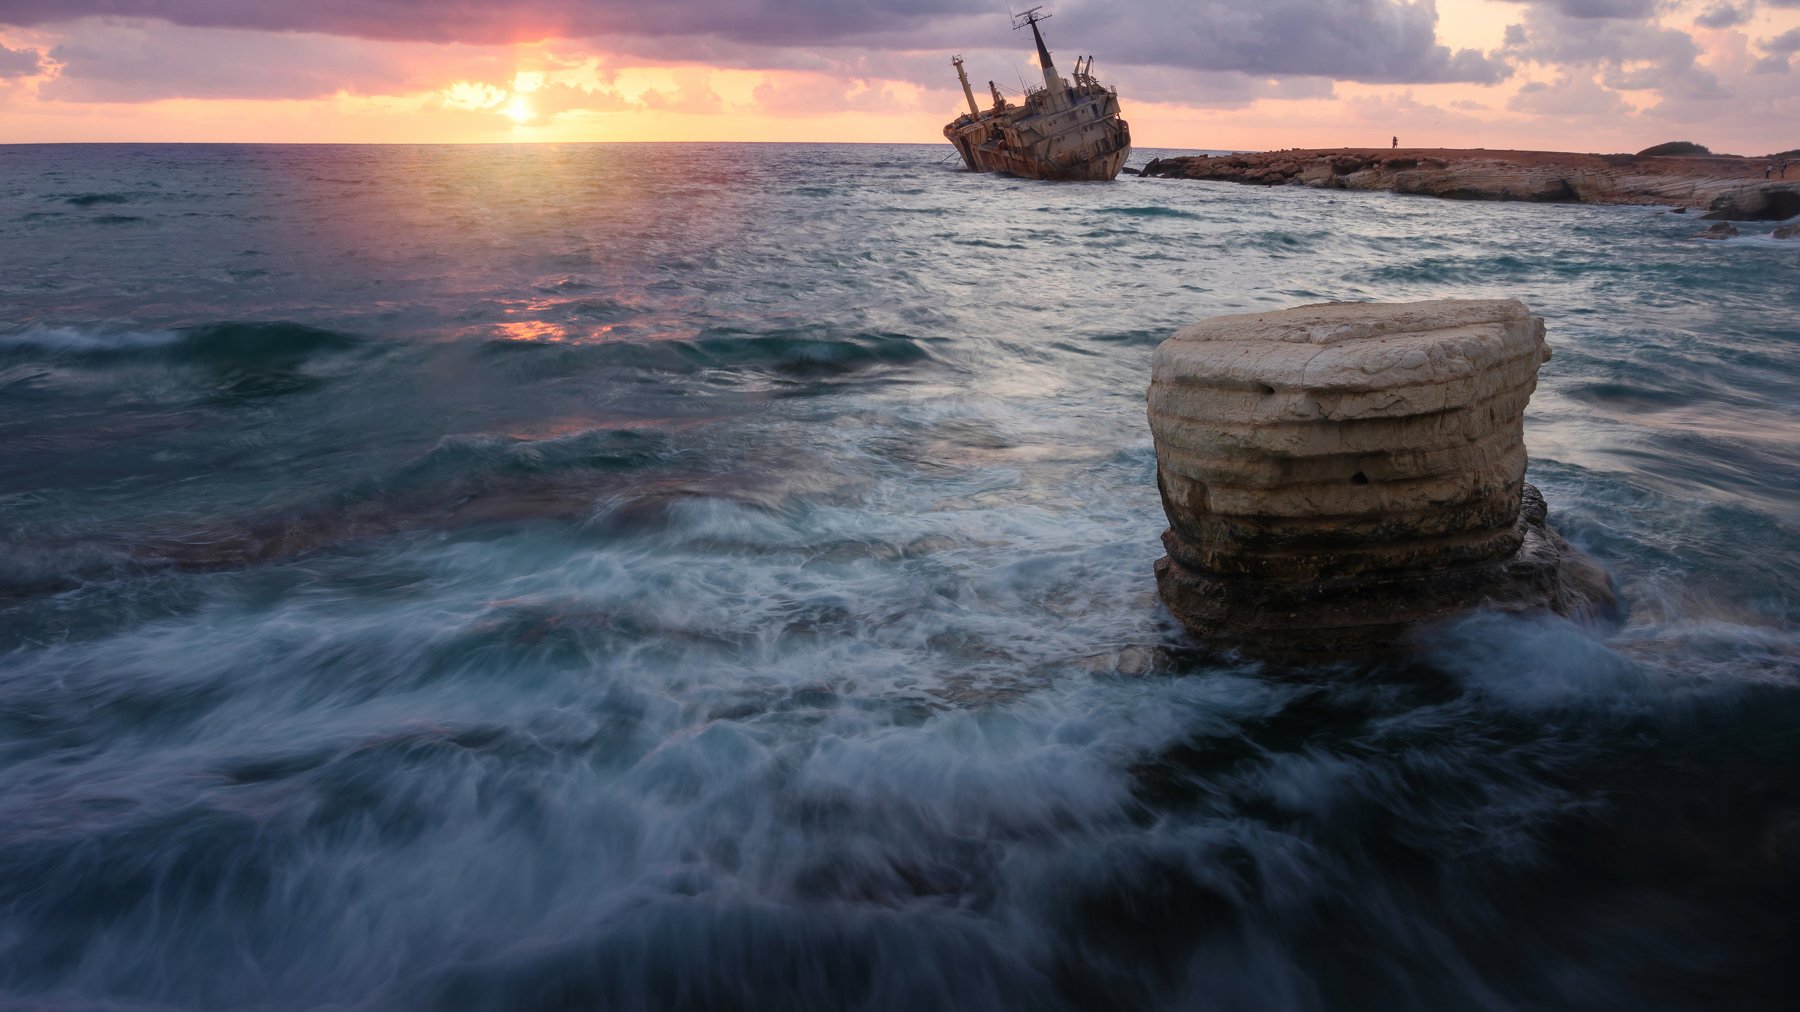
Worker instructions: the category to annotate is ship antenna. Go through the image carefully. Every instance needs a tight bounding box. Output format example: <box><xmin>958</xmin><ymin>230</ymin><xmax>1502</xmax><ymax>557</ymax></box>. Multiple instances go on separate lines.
<box><xmin>1011</xmin><ymin>5</ymin><xmax>1053</xmax><ymax>64</ymax></box>
<box><xmin>997</xmin><ymin>3</ymin><xmax>1031</xmax><ymax>97</ymax></box>
<box><xmin>1011</xmin><ymin>6</ymin><xmax>1051</xmax><ymax>31</ymax></box>
<box><xmin>1011</xmin><ymin>6</ymin><xmax>1066</xmax><ymax>96</ymax></box>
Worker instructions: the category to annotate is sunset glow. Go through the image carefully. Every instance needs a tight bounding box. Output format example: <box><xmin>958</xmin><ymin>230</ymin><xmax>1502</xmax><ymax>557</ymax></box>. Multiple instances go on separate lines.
<box><xmin>1</xmin><ymin>1</ymin><xmax>1797</xmax><ymax>151</ymax></box>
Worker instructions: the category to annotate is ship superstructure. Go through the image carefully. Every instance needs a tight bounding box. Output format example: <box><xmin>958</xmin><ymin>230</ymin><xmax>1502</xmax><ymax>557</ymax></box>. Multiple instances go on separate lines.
<box><xmin>943</xmin><ymin>8</ymin><xmax>1131</xmax><ymax>181</ymax></box>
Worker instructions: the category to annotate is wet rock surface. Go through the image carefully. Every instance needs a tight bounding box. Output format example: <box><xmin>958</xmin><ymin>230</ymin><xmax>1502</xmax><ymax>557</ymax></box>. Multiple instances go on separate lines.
<box><xmin>1148</xmin><ymin>299</ymin><xmax>1615</xmax><ymax>658</ymax></box>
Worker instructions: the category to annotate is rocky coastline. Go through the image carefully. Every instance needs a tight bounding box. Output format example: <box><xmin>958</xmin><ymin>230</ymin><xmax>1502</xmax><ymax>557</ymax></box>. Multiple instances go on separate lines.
<box><xmin>1137</xmin><ymin>147</ymin><xmax>1800</xmax><ymax>221</ymax></box>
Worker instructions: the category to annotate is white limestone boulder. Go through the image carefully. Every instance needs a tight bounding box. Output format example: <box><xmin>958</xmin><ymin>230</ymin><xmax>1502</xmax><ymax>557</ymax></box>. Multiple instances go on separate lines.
<box><xmin>1148</xmin><ymin>299</ymin><xmax>1614</xmax><ymax>658</ymax></box>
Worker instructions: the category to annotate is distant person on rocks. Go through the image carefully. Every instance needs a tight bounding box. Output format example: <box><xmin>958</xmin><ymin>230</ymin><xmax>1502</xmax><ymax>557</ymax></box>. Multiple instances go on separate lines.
<box><xmin>1766</xmin><ymin>163</ymin><xmax>1774</xmax><ymax>179</ymax></box>
<box><xmin>1392</xmin><ymin>136</ymin><xmax>1398</xmax><ymax>149</ymax></box>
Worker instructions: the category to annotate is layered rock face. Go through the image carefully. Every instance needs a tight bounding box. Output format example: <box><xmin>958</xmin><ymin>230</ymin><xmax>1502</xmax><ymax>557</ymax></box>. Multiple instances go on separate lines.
<box><xmin>1139</xmin><ymin>149</ymin><xmax>1800</xmax><ymax>220</ymax></box>
<box><xmin>1148</xmin><ymin>299</ymin><xmax>1613</xmax><ymax>658</ymax></box>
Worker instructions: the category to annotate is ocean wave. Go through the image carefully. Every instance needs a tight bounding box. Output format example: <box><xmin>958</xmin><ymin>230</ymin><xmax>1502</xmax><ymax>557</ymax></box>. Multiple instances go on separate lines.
<box><xmin>0</xmin><ymin>326</ymin><xmax>185</xmax><ymax>354</ymax></box>
<box><xmin>481</xmin><ymin>327</ymin><xmax>938</xmax><ymax>380</ymax></box>
<box><xmin>0</xmin><ymin>321</ymin><xmax>363</xmax><ymax>364</ymax></box>
<box><xmin>1102</xmin><ymin>205</ymin><xmax>1204</xmax><ymax>219</ymax></box>
<box><xmin>62</xmin><ymin>192</ymin><xmax>132</xmax><ymax>207</ymax></box>
<box><xmin>407</xmin><ymin>426</ymin><xmax>673</xmax><ymax>480</ymax></box>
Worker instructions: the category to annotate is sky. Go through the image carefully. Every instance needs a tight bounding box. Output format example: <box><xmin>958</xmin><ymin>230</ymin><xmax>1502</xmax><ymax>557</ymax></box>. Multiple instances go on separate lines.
<box><xmin>0</xmin><ymin>0</ymin><xmax>1796</xmax><ymax>153</ymax></box>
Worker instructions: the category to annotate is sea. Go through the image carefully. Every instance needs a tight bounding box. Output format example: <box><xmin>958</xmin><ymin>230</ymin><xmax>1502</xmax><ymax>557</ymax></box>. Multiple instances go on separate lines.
<box><xmin>1</xmin><ymin>142</ymin><xmax>1797</xmax><ymax>1012</ymax></box>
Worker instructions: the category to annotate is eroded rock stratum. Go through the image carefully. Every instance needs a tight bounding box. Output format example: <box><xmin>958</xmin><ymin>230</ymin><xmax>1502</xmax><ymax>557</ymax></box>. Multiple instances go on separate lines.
<box><xmin>1138</xmin><ymin>148</ymin><xmax>1800</xmax><ymax>221</ymax></box>
<box><xmin>1148</xmin><ymin>299</ymin><xmax>1615</xmax><ymax>659</ymax></box>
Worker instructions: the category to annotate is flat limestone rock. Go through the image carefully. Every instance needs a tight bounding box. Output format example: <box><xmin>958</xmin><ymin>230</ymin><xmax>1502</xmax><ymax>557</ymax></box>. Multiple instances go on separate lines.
<box><xmin>1148</xmin><ymin>299</ymin><xmax>1614</xmax><ymax>659</ymax></box>
<box><xmin>1139</xmin><ymin>148</ymin><xmax>1800</xmax><ymax>220</ymax></box>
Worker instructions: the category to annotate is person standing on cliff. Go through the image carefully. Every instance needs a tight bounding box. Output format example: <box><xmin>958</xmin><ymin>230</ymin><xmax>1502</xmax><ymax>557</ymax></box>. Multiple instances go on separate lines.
<box><xmin>1392</xmin><ymin>136</ymin><xmax>1398</xmax><ymax>149</ymax></box>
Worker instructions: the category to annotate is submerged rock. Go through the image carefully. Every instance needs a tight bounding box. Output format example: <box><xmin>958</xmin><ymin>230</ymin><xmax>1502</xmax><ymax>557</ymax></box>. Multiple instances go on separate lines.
<box><xmin>1147</xmin><ymin>299</ymin><xmax>1614</xmax><ymax>659</ymax></box>
<box><xmin>1774</xmin><ymin>222</ymin><xmax>1799</xmax><ymax>240</ymax></box>
<box><xmin>1694</xmin><ymin>222</ymin><xmax>1739</xmax><ymax>240</ymax></box>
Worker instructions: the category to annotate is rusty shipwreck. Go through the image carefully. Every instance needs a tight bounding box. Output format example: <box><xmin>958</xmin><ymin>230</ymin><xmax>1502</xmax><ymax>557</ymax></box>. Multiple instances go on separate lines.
<box><xmin>943</xmin><ymin>8</ymin><xmax>1131</xmax><ymax>181</ymax></box>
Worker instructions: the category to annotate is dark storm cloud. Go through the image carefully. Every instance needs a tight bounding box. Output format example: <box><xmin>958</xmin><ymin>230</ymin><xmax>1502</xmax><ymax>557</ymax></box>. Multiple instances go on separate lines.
<box><xmin>0</xmin><ymin>0</ymin><xmax>1511</xmax><ymax>85</ymax></box>
<box><xmin>1763</xmin><ymin>26</ymin><xmax>1800</xmax><ymax>51</ymax></box>
<box><xmin>0</xmin><ymin>40</ymin><xmax>42</xmax><ymax>76</ymax></box>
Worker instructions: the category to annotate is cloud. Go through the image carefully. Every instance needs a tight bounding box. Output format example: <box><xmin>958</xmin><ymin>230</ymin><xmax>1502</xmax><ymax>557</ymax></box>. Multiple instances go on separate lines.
<box><xmin>439</xmin><ymin>80</ymin><xmax>507</xmax><ymax>111</ymax></box>
<box><xmin>32</xmin><ymin>19</ymin><xmax>515</xmax><ymax>102</ymax></box>
<box><xmin>1762</xmin><ymin>26</ymin><xmax>1800</xmax><ymax>51</ymax></box>
<box><xmin>1749</xmin><ymin>52</ymin><xmax>1792</xmax><ymax>70</ymax></box>
<box><xmin>1104</xmin><ymin>66</ymin><xmax>1337</xmax><ymax>109</ymax></box>
<box><xmin>1647</xmin><ymin>64</ymin><xmax>1732</xmax><ymax>97</ymax></box>
<box><xmin>0</xmin><ymin>0</ymin><xmax>977</xmax><ymax>47</ymax></box>
<box><xmin>1056</xmin><ymin>0</ymin><xmax>1512</xmax><ymax>84</ymax></box>
<box><xmin>1342</xmin><ymin>89</ymin><xmax>1494</xmax><ymax>134</ymax></box>
<box><xmin>0</xmin><ymin>40</ymin><xmax>43</xmax><ymax>77</ymax></box>
<box><xmin>1499</xmin><ymin>3</ymin><xmax>1746</xmax><ymax>116</ymax></box>
<box><xmin>527</xmin><ymin>80</ymin><xmax>634</xmax><ymax>116</ymax></box>
<box><xmin>1694</xmin><ymin>3</ymin><xmax>1752</xmax><ymax>28</ymax></box>
<box><xmin>1503</xmin><ymin>4</ymin><xmax>1705</xmax><ymax>79</ymax></box>
<box><xmin>751</xmin><ymin>73</ymin><xmax>917</xmax><ymax>117</ymax></box>
<box><xmin>1636</xmin><ymin>16</ymin><xmax>1799</xmax><ymax>125</ymax></box>
<box><xmin>0</xmin><ymin>0</ymin><xmax>1512</xmax><ymax>86</ymax></box>
<box><xmin>636</xmin><ymin>69</ymin><xmax>725</xmax><ymax>114</ymax></box>
<box><xmin>1506</xmin><ymin>70</ymin><xmax>1633</xmax><ymax>115</ymax></box>
<box><xmin>1494</xmin><ymin>0</ymin><xmax>1659</xmax><ymax>17</ymax></box>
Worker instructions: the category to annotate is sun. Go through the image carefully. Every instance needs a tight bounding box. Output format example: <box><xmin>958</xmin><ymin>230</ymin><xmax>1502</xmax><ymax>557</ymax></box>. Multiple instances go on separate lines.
<box><xmin>505</xmin><ymin>96</ymin><xmax>535</xmax><ymax>124</ymax></box>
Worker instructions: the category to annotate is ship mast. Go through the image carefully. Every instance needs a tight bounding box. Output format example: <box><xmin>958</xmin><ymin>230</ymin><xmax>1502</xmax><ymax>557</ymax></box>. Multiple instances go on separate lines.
<box><xmin>951</xmin><ymin>56</ymin><xmax>981</xmax><ymax>118</ymax></box>
<box><xmin>1012</xmin><ymin>7</ymin><xmax>1065</xmax><ymax>97</ymax></box>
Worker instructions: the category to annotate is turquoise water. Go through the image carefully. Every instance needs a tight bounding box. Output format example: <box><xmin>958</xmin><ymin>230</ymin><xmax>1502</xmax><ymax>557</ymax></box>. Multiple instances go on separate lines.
<box><xmin>1</xmin><ymin>142</ymin><xmax>1797</xmax><ymax>1011</ymax></box>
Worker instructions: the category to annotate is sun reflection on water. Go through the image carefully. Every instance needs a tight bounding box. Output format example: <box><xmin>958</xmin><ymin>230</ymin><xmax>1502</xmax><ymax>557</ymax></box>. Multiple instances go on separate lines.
<box><xmin>493</xmin><ymin>320</ymin><xmax>622</xmax><ymax>343</ymax></box>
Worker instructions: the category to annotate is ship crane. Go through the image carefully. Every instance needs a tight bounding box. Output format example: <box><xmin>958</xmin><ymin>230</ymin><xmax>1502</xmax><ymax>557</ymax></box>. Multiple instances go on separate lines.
<box><xmin>951</xmin><ymin>56</ymin><xmax>981</xmax><ymax>119</ymax></box>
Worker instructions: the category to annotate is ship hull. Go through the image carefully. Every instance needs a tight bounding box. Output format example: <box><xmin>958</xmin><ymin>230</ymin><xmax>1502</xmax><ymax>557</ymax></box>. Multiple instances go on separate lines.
<box><xmin>963</xmin><ymin>141</ymin><xmax>1129</xmax><ymax>181</ymax></box>
<box><xmin>943</xmin><ymin>83</ymin><xmax>1131</xmax><ymax>182</ymax></box>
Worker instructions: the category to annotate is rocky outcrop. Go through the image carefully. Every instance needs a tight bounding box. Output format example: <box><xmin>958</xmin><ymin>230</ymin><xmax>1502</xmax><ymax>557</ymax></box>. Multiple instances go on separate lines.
<box><xmin>1699</xmin><ymin>185</ymin><xmax>1800</xmax><ymax>222</ymax></box>
<box><xmin>1773</xmin><ymin>223</ymin><xmax>1799</xmax><ymax>240</ymax></box>
<box><xmin>1147</xmin><ymin>299</ymin><xmax>1614</xmax><ymax>659</ymax></box>
<box><xmin>1138</xmin><ymin>148</ymin><xmax>1800</xmax><ymax>220</ymax></box>
<box><xmin>1694</xmin><ymin>222</ymin><xmax>1739</xmax><ymax>240</ymax></box>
